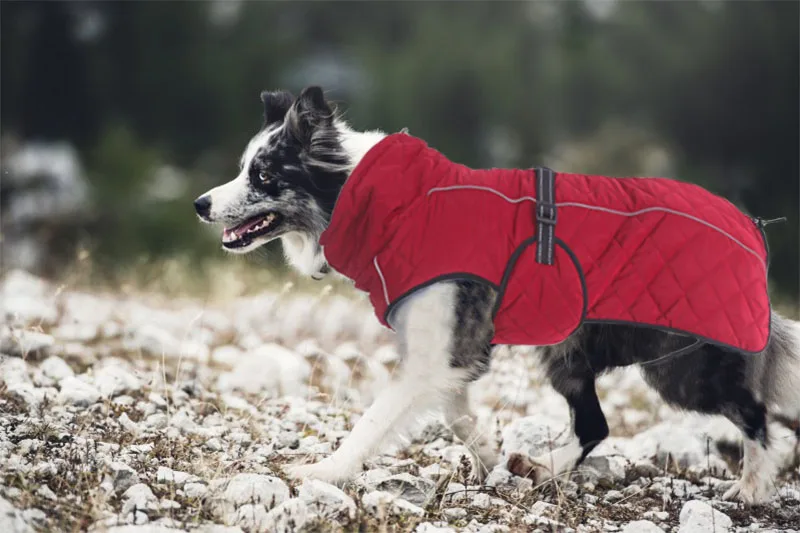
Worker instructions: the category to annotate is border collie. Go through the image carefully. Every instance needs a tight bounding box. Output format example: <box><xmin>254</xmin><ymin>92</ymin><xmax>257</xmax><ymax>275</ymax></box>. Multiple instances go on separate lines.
<box><xmin>195</xmin><ymin>86</ymin><xmax>800</xmax><ymax>503</ymax></box>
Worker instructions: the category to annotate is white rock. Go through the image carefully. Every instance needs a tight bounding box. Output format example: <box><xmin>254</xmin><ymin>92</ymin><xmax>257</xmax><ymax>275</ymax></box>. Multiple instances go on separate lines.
<box><xmin>415</xmin><ymin>523</ymin><xmax>457</xmax><ymax>533</ymax></box>
<box><xmin>194</xmin><ymin>526</ymin><xmax>245</xmax><ymax>533</ymax></box>
<box><xmin>259</xmin><ymin>498</ymin><xmax>310</xmax><ymax>533</ymax></box>
<box><xmin>184</xmin><ymin>483</ymin><xmax>208</xmax><ymax>499</ymax></box>
<box><xmin>57</xmin><ymin>376</ymin><xmax>101</xmax><ymax>406</ymax></box>
<box><xmin>622</xmin><ymin>520</ymin><xmax>665</xmax><ymax>533</ymax></box>
<box><xmin>224</xmin><ymin>473</ymin><xmax>290</xmax><ymax>507</ymax></box>
<box><xmin>0</xmin><ymin>328</ymin><xmax>53</xmax><ymax>358</ymax></box>
<box><xmin>376</xmin><ymin>473</ymin><xmax>436</xmax><ymax>506</ymax></box>
<box><xmin>20</xmin><ymin>509</ymin><xmax>45</xmax><ymax>526</ymax></box>
<box><xmin>107</xmin><ymin>462</ymin><xmax>141</xmax><ymax>495</ymax></box>
<box><xmin>443</xmin><ymin>507</ymin><xmax>468</xmax><ymax>520</ymax></box>
<box><xmin>39</xmin><ymin>356</ymin><xmax>74</xmax><ymax>381</ymax></box>
<box><xmin>211</xmin><ymin>345</ymin><xmax>243</xmax><ymax>367</ymax></box>
<box><xmin>0</xmin><ymin>495</ymin><xmax>33</xmax><ymax>533</ymax></box>
<box><xmin>159</xmin><ymin>499</ymin><xmax>180</xmax><ymax>510</ymax></box>
<box><xmin>216</xmin><ymin>350</ymin><xmax>281</xmax><ymax>395</ymax></box>
<box><xmin>205</xmin><ymin>438</ymin><xmax>223</xmax><ymax>451</ymax></box>
<box><xmin>297</xmin><ymin>479</ymin><xmax>356</xmax><ymax>521</ymax></box>
<box><xmin>678</xmin><ymin>500</ymin><xmax>732</xmax><ymax>533</ymax></box>
<box><xmin>5</xmin><ymin>382</ymin><xmax>47</xmax><ymax>410</ymax></box>
<box><xmin>579</xmin><ymin>454</ymin><xmax>629</xmax><ymax>488</ymax></box>
<box><xmin>156</xmin><ymin>467</ymin><xmax>195</xmax><ymax>486</ymax></box>
<box><xmin>362</xmin><ymin>490</ymin><xmax>425</xmax><ymax>518</ymax></box>
<box><xmin>121</xmin><ymin>484</ymin><xmax>158</xmax><ymax>515</ymax></box>
<box><xmin>212</xmin><ymin>473</ymin><xmax>290</xmax><ymax>523</ymax></box>
<box><xmin>500</xmin><ymin>416</ymin><xmax>564</xmax><ymax>459</ymax></box>
<box><xmin>0</xmin><ymin>356</ymin><xmax>31</xmax><ymax>385</ymax></box>
<box><xmin>628</xmin><ymin>423</ymin><xmax>709</xmax><ymax>469</ymax></box>
<box><xmin>1</xmin><ymin>291</ymin><xmax>58</xmax><ymax>328</ymax></box>
<box><xmin>51</xmin><ymin>323</ymin><xmax>98</xmax><ymax>343</ymax></box>
<box><xmin>122</xmin><ymin>324</ymin><xmax>181</xmax><ymax>358</ymax></box>
<box><xmin>106</xmin><ymin>526</ymin><xmax>179</xmax><ymax>533</ymax></box>
<box><xmin>778</xmin><ymin>486</ymin><xmax>800</xmax><ymax>502</ymax></box>
<box><xmin>118</xmin><ymin>413</ymin><xmax>140</xmax><ymax>434</ymax></box>
<box><xmin>353</xmin><ymin>468</ymin><xmax>393</xmax><ymax>491</ymax></box>
<box><xmin>94</xmin><ymin>362</ymin><xmax>141</xmax><ymax>398</ymax></box>
<box><xmin>35</xmin><ymin>485</ymin><xmax>56</xmax><ymax>500</ymax></box>
<box><xmin>420</xmin><ymin>463</ymin><xmax>452</xmax><ymax>481</ymax></box>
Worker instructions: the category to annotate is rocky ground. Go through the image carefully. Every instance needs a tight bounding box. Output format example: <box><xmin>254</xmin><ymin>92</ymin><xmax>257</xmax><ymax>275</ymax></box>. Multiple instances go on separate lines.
<box><xmin>1</xmin><ymin>269</ymin><xmax>798</xmax><ymax>533</ymax></box>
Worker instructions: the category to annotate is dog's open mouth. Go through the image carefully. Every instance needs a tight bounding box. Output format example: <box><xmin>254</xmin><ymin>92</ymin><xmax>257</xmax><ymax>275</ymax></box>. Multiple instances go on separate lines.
<box><xmin>221</xmin><ymin>212</ymin><xmax>283</xmax><ymax>249</ymax></box>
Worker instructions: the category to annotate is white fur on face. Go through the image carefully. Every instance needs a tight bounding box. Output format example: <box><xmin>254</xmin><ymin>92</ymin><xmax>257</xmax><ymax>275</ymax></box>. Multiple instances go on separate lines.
<box><xmin>202</xmin><ymin>126</ymin><xmax>281</xmax><ymax>226</ymax></box>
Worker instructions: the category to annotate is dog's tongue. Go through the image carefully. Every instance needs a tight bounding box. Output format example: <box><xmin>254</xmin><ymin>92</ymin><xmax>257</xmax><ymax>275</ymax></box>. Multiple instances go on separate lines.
<box><xmin>226</xmin><ymin>215</ymin><xmax>264</xmax><ymax>235</ymax></box>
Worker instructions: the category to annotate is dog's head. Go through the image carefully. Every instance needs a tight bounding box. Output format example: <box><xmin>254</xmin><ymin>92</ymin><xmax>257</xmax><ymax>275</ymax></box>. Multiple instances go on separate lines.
<box><xmin>194</xmin><ymin>86</ymin><xmax>350</xmax><ymax>278</ymax></box>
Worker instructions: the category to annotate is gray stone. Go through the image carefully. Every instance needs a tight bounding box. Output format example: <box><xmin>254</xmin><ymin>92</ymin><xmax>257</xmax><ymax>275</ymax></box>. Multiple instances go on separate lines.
<box><xmin>679</xmin><ymin>500</ymin><xmax>732</xmax><ymax>533</ymax></box>
<box><xmin>212</xmin><ymin>473</ymin><xmax>290</xmax><ymax>521</ymax></box>
<box><xmin>579</xmin><ymin>454</ymin><xmax>628</xmax><ymax>487</ymax></box>
<box><xmin>376</xmin><ymin>473</ymin><xmax>436</xmax><ymax>506</ymax></box>
<box><xmin>184</xmin><ymin>483</ymin><xmax>208</xmax><ymax>499</ymax></box>
<box><xmin>362</xmin><ymin>490</ymin><xmax>425</xmax><ymax>518</ymax></box>
<box><xmin>0</xmin><ymin>328</ymin><xmax>53</xmax><ymax>358</ymax></box>
<box><xmin>39</xmin><ymin>356</ymin><xmax>74</xmax><ymax>381</ymax></box>
<box><xmin>108</xmin><ymin>462</ymin><xmax>141</xmax><ymax>494</ymax></box>
<box><xmin>56</xmin><ymin>376</ymin><xmax>101</xmax><ymax>406</ymax></box>
<box><xmin>297</xmin><ymin>479</ymin><xmax>356</xmax><ymax>521</ymax></box>
<box><xmin>500</xmin><ymin>416</ymin><xmax>563</xmax><ymax>459</ymax></box>
<box><xmin>121</xmin><ymin>484</ymin><xmax>158</xmax><ymax>515</ymax></box>
<box><xmin>258</xmin><ymin>499</ymin><xmax>310</xmax><ymax>533</ymax></box>
<box><xmin>622</xmin><ymin>520</ymin><xmax>665</xmax><ymax>533</ymax></box>
<box><xmin>0</xmin><ymin>496</ymin><xmax>33</xmax><ymax>533</ymax></box>
<box><xmin>94</xmin><ymin>362</ymin><xmax>141</xmax><ymax>398</ymax></box>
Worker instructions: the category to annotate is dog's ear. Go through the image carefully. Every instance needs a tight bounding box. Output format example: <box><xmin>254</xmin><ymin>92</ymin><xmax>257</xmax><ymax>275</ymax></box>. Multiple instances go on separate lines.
<box><xmin>286</xmin><ymin>86</ymin><xmax>334</xmax><ymax>146</ymax></box>
<box><xmin>260</xmin><ymin>90</ymin><xmax>295</xmax><ymax>127</ymax></box>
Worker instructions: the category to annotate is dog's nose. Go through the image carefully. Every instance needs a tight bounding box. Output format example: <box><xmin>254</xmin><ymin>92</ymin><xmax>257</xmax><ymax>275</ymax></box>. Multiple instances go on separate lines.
<box><xmin>194</xmin><ymin>195</ymin><xmax>212</xmax><ymax>218</ymax></box>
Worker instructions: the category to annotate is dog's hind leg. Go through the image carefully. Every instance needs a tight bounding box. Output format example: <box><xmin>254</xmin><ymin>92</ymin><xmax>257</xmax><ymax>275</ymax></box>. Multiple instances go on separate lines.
<box><xmin>640</xmin><ymin>344</ymin><xmax>777</xmax><ymax>504</ymax></box>
<box><xmin>444</xmin><ymin>386</ymin><xmax>498</xmax><ymax>482</ymax></box>
<box><xmin>443</xmin><ymin>280</ymin><xmax>499</xmax><ymax>482</ymax></box>
<box><xmin>508</xmin><ymin>341</ymin><xmax>609</xmax><ymax>484</ymax></box>
<box><xmin>287</xmin><ymin>282</ymin><xmax>473</xmax><ymax>485</ymax></box>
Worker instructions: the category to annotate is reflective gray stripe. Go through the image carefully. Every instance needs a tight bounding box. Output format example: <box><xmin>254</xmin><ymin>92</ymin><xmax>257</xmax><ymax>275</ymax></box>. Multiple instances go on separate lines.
<box><xmin>537</xmin><ymin>170</ymin><xmax>544</xmax><ymax>263</ymax></box>
<box><xmin>427</xmin><ymin>186</ymin><xmax>766</xmax><ymax>268</ymax></box>
<box><xmin>373</xmin><ymin>256</ymin><xmax>390</xmax><ymax>305</ymax></box>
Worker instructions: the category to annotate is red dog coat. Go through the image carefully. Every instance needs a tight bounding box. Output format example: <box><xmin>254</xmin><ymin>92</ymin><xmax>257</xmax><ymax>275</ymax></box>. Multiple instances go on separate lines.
<box><xmin>320</xmin><ymin>133</ymin><xmax>771</xmax><ymax>353</ymax></box>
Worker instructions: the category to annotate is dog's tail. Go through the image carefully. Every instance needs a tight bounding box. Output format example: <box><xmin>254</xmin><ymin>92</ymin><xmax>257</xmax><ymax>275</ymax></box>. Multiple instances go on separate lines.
<box><xmin>752</xmin><ymin>312</ymin><xmax>800</xmax><ymax>434</ymax></box>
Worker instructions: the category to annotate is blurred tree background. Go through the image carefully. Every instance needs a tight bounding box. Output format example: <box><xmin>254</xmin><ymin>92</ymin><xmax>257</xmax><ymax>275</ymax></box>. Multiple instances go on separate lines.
<box><xmin>1</xmin><ymin>0</ymin><xmax>797</xmax><ymax>305</ymax></box>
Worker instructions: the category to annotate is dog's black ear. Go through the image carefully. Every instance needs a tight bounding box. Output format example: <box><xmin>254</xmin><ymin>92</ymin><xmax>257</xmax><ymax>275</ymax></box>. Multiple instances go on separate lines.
<box><xmin>286</xmin><ymin>86</ymin><xmax>334</xmax><ymax>146</ymax></box>
<box><xmin>260</xmin><ymin>90</ymin><xmax>295</xmax><ymax>127</ymax></box>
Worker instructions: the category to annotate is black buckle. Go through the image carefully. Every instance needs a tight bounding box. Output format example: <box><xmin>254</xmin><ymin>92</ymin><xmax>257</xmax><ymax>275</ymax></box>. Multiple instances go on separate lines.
<box><xmin>537</xmin><ymin>202</ymin><xmax>557</xmax><ymax>225</ymax></box>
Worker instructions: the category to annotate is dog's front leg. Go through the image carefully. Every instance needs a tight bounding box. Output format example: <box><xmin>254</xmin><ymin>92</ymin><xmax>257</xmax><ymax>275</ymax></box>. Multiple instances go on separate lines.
<box><xmin>285</xmin><ymin>378</ymin><xmax>430</xmax><ymax>484</ymax></box>
<box><xmin>287</xmin><ymin>283</ymin><xmax>467</xmax><ymax>485</ymax></box>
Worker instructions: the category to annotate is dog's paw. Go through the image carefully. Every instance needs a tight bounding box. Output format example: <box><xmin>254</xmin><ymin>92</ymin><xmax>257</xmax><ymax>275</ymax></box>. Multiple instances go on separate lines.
<box><xmin>284</xmin><ymin>459</ymin><xmax>353</xmax><ymax>486</ymax></box>
<box><xmin>722</xmin><ymin>477</ymin><xmax>773</xmax><ymax>505</ymax></box>
<box><xmin>506</xmin><ymin>452</ymin><xmax>552</xmax><ymax>485</ymax></box>
<box><xmin>471</xmin><ymin>449</ymin><xmax>499</xmax><ymax>484</ymax></box>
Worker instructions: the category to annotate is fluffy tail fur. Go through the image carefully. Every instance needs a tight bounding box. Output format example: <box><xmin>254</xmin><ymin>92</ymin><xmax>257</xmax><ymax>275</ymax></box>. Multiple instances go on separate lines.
<box><xmin>751</xmin><ymin>312</ymin><xmax>800</xmax><ymax>432</ymax></box>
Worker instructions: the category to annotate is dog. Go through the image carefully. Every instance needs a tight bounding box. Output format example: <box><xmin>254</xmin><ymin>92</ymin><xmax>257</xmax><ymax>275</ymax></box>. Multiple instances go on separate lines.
<box><xmin>195</xmin><ymin>86</ymin><xmax>800</xmax><ymax>503</ymax></box>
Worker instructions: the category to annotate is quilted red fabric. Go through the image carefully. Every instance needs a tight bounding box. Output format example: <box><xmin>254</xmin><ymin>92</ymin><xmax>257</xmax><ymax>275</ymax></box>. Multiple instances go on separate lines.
<box><xmin>320</xmin><ymin>133</ymin><xmax>771</xmax><ymax>353</ymax></box>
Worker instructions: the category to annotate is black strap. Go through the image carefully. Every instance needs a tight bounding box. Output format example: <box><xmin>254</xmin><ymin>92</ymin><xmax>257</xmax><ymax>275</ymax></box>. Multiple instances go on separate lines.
<box><xmin>535</xmin><ymin>167</ymin><xmax>557</xmax><ymax>265</ymax></box>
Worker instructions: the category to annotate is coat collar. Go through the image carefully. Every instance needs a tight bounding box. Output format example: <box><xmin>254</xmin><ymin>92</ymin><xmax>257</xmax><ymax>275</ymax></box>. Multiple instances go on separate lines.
<box><xmin>320</xmin><ymin>132</ymin><xmax>428</xmax><ymax>284</ymax></box>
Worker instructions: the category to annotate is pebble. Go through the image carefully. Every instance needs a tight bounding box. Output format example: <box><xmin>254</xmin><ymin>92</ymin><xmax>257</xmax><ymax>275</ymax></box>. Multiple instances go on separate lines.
<box><xmin>679</xmin><ymin>500</ymin><xmax>733</xmax><ymax>533</ymax></box>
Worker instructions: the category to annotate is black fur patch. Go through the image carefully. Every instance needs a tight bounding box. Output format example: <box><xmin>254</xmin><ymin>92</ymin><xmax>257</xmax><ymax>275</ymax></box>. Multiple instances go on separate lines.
<box><xmin>449</xmin><ymin>280</ymin><xmax>497</xmax><ymax>381</ymax></box>
<box><xmin>260</xmin><ymin>90</ymin><xmax>295</xmax><ymax>128</ymax></box>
